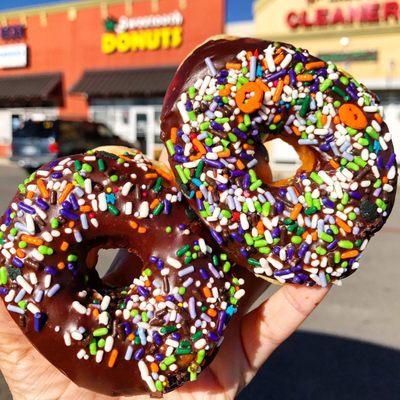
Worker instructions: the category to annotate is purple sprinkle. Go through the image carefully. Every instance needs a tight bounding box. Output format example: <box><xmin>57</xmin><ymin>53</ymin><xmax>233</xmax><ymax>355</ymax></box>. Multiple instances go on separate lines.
<box><xmin>349</xmin><ymin>191</ymin><xmax>362</xmax><ymax>200</ymax></box>
<box><xmin>385</xmin><ymin>153</ymin><xmax>396</xmax><ymax>170</ymax></box>
<box><xmin>62</xmin><ymin>200</ymin><xmax>73</xmax><ymax>210</ymax></box>
<box><xmin>149</xmin><ymin>256</ymin><xmax>158</xmax><ymax>263</ymax></box>
<box><xmin>289</xmin><ymin>69</ymin><xmax>297</xmax><ymax>86</ymax></box>
<box><xmin>266</xmin><ymin>69</ymin><xmax>287</xmax><ymax>82</ymax></box>
<box><xmin>297</xmin><ymin>243</ymin><xmax>309</xmax><ymax>258</ymax></box>
<box><xmin>36</xmin><ymin>198</ymin><xmax>49</xmax><ymax>210</ymax></box>
<box><xmin>327</xmin><ymin>239</ymin><xmax>338</xmax><ymax>251</ymax></box>
<box><xmin>138</xmin><ymin>286</ymin><xmax>149</xmax><ymax>297</ymax></box>
<box><xmin>322</xmin><ymin>197</ymin><xmax>335</xmax><ymax>208</ymax></box>
<box><xmin>0</xmin><ymin>287</ymin><xmax>8</xmax><ymax>296</ymax></box>
<box><xmin>231</xmin><ymin>232</ymin><xmax>244</xmax><ymax>243</ymax></box>
<box><xmin>51</xmin><ymin>172</ymin><xmax>62</xmax><ymax>179</ymax></box>
<box><xmin>217</xmin><ymin>311</ymin><xmax>227</xmax><ymax>335</ymax></box>
<box><xmin>240</xmin><ymin>247</ymin><xmax>249</xmax><ymax>258</ymax></box>
<box><xmin>44</xmin><ymin>266</ymin><xmax>58</xmax><ymax>275</ymax></box>
<box><xmin>12</xmin><ymin>257</ymin><xmax>23</xmax><ymax>268</ymax></box>
<box><xmin>199</xmin><ymin>268</ymin><xmax>209</xmax><ymax>280</ymax></box>
<box><xmin>134</xmin><ymin>347</ymin><xmax>145</xmax><ymax>361</ymax></box>
<box><xmin>274</xmin><ymin>268</ymin><xmax>292</xmax><ymax>277</ymax></box>
<box><xmin>18</xmin><ymin>202</ymin><xmax>36</xmax><ymax>214</ymax></box>
<box><xmin>155</xmin><ymin>353</ymin><xmax>164</xmax><ymax>361</ymax></box>
<box><xmin>171</xmin><ymin>332</ymin><xmax>181</xmax><ymax>341</ymax></box>
<box><xmin>211</xmin><ymin>230</ymin><xmax>224</xmax><ymax>245</ymax></box>
<box><xmin>204</xmin><ymin>159</ymin><xmax>224</xmax><ymax>169</ymax></box>
<box><xmin>275</xmin><ymin>201</ymin><xmax>284</xmax><ymax>214</ymax></box>
<box><xmin>69</xmin><ymin>194</ymin><xmax>79</xmax><ymax>211</ymax></box>
<box><xmin>210</xmin><ymin>121</ymin><xmax>223</xmax><ymax>131</ymax></box>
<box><xmin>60</xmin><ymin>208</ymin><xmax>78</xmax><ymax>221</ymax></box>
<box><xmin>34</xmin><ymin>312</ymin><xmax>47</xmax><ymax>332</ymax></box>
<box><xmin>208</xmin><ymin>331</ymin><xmax>219</xmax><ymax>342</ymax></box>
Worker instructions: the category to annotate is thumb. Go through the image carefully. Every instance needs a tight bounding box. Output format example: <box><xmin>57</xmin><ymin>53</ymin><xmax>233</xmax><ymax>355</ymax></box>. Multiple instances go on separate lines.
<box><xmin>240</xmin><ymin>284</ymin><xmax>330</xmax><ymax>384</ymax></box>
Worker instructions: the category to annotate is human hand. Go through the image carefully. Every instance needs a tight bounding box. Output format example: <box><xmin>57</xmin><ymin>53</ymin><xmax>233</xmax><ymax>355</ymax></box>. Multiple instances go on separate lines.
<box><xmin>0</xmin><ymin>275</ymin><xmax>329</xmax><ymax>400</ymax></box>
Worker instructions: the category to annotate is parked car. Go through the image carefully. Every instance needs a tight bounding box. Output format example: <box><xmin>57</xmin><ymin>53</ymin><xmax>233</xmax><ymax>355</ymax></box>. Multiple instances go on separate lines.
<box><xmin>11</xmin><ymin>119</ymin><xmax>131</xmax><ymax>173</ymax></box>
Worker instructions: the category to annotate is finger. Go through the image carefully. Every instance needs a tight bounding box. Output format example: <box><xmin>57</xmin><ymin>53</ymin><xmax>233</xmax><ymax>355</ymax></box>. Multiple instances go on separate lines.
<box><xmin>240</xmin><ymin>284</ymin><xmax>330</xmax><ymax>380</ymax></box>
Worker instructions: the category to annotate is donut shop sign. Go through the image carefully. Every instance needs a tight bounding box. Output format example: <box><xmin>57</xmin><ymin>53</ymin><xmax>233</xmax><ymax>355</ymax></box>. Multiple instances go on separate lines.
<box><xmin>287</xmin><ymin>1</ymin><xmax>400</xmax><ymax>29</ymax></box>
<box><xmin>101</xmin><ymin>11</ymin><xmax>183</xmax><ymax>54</ymax></box>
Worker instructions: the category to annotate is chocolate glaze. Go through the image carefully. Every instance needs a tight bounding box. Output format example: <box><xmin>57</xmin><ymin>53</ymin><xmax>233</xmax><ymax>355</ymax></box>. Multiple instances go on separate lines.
<box><xmin>0</xmin><ymin>149</ymin><xmax>245</xmax><ymax>396</ymax></box>
<box><xmin>161</xmin><ymin>37</ymin><xmax>397</xmax><ymax>285</ymax></box>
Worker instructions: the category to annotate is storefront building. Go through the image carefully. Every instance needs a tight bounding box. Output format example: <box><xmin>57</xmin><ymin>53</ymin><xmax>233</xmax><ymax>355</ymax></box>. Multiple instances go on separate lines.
<box><xmin>0</xmin><ymin>0</ymin><xmax>225</xmax><ymax>157</ymax></box>
<box><xmin>254</xmin><ymin>0</ymin><xmax>400</xmax><ymax>164</ymax></box>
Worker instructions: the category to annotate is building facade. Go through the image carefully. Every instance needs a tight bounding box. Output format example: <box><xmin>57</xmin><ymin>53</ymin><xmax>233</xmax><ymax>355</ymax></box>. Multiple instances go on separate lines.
<box><xmin>0</xmin><ymin>0</ymin><xmax>225</xmax><ymax>157</ymax></box>
<box><xmin>254</xmin><ymin>0</ymin><xmax>400</xmax><ymax>163</ymax></box>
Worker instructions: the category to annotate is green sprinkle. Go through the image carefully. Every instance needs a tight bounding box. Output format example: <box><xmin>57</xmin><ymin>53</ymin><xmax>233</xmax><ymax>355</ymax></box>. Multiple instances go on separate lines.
<box><xmin>300</xmin><ymin>95</ymin><xmax>311</xmax><ymax>117</ymax></box>
<box><xmin>93</xmin><ymin>328</ymin><xmax>108</xmax><ymax>337</ymax></box>
<box><xmin>51</xmin><ymin>218</ymin><xmax>59</xmax><ymax>229</ymax></box>
<box><xmin>319</xmin><ymin>78</ymin><xmax>333</xmax><ymax>92</ymax></box>
<box><xmin>319</xmin><ymin>232</ymin><xmax>334</xmax><ymax>243</ymax></box>
<box><xmin>165</xmin><ymin>226</ymin><xmax>172</xmax><ymax>234</ymax></box>
<box><xmin>176</xmin><ymin>244</ymin><xmax>190</xmax><ymax>257</ymax></box>
<box><xmin>196</xmin><ymin>349</ymin><xmax>206</xmax><ymax>364</ymax></box>
<box><xmin>108</xmin><ymin>204</ymin><xmax>120</xmax><ymax>216</ymax></box>
<box><xmin>376</xmin><ymin>199</ymin><xmax>387</xmax><ymax>211</ymax></box>
<box><xmin>18</xmin><ymin>241</ymin><xmax>27</xmax><ymax>249</ymax></box>
<box><xmin>339</xmin><ymin>240</ymin><xmax>354</xmax><ymax>249</ymax></box>
<box><xmin>166</xmin><ymin>140</ymin><xmax>175</xmax><ymax>156</ymax></box>
<box><xmin>334</xmin><ymin>251</ymin><xmax>341</xmax><ymax>264</ymax></box>
<box><xmin>175</xmin><ymin>165</ymin><xmax>188</xmax><ymax>184</ymax></box>
<box><xmin>192</xmin><ymin>331</ymin><xmax>202</xmax><ymax>341</ymax></box>
<box><xmin>291</xmin><ymin>236</ymin><xmax>302</xmax><ymax>244</ymax></box>
<box><xmin>195</xmin><ymin>160</ymin><xmax>205</xmax><ymax>178</ymax></box>
<box><xmin>160</xmin><ymin>325</ymin><xmax>178</xmax><ymax>334</ymax></box>
<box><xmin>110</xmin><ymin>175</ymin><xmax>118</xmax><ymax>182</ymax></box>
<box><xmin>82</xmin><ymin>163</ymin><xmax>93</xmax><ymax>173</ymax></box>
<box><xmin>310</xmin><ymin>172</ymin><xmax>323</xmax><ymax>185</ymax></box>
<box><xmin>223</xmin><ymin>261</ymin><xmax>231</xmax><ymax>273</ymax></box>
<box><xmin>89</xmin><ymin>340</ymin><xmax>97</xmax><ymax>355</ymax></box>
<box><xmin>155</xmin><ymin>380</ymin><xmax>164</xmax><ymax>392</ymax></box>
<box><xmin>249</xmin><ymin>179</ymin><xmax>262</xmax><ymax>191</ymax></box>
<box><xmin>74</xmin><ymin>160</ymin><xmax>82</xmax><ymax>171</ymax></box>
<box><xmin>73</xmin><ymin>172</ymin><xmax>85</xmax><ymax>188</ymax></box>
<box><xmin>316</xmin><ymin>246</ymin><xmax>327</xmax><ymax>256</ymax></box>
<box><xmin>67</xmin><ymin>254</ymin><xmax>78</xmax><ymax>262</ymax></box>
<box><xmin>0</xmin><ymin>267</ymin><xmax>8</xmax><ymax>285</ymax></box>
<box><xmin>248</xmin><ymin>258</ymin><xmax>261</xmax><ymax>267</ymax></box>
<box><xmin>262</xmin><ymin>202</ymin><xmax>271</xmax><ymax>216</ymax></box>
<box><xmin>366</xmin><ymin>126</ymin><xmax>379</xmax><ymax>140</ymax></box>
<box><xmin>98</xmin><ymin>159</ymin><xmax>106</xmax><ymax>172</ymax></box>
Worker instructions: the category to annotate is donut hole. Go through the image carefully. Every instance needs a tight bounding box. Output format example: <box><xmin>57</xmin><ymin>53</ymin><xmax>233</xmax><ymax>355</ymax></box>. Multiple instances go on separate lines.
<box><xmin>259</xmin><ymin>136</ymin><xmax>319</xmax><ymax>187</ymax></box>
<box><xmin>86</xmin><ymin>245</ymin><xmax>144</xmax><ymax>288</ymax></box>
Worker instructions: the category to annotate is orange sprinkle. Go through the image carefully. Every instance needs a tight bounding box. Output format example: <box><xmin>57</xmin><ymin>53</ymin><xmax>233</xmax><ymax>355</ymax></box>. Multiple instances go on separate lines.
<box><xmin>138</xmin><ymin>226</ymin><xmax>147</xmax><ymax>234</ymax></box>
<box><xmin>290</xmin><ymin>204</ymin><xmax>303</xmax><ymax>220</ymax></box>
<box><xmin>256</xmin><ymin>220</ymin><xmax>265</xmax><ymax>235</ymax></box>
<box><xmin>292</xmin><ymin>126</ymin><xmax>301</xmax><ymax>136</ymax></box>
<box><xmin>127</xmin><ymin>333</ymin><xmax>135</xmax><ymax>342</ymax></box>
<box><xmin>58</xmin><ymin>183</ymin><xmax>74</xmax><ymax>204</ymax></box>
<box><xmin>150</xmin><ymin>363</ymin><xmax>159</xmax><ymax>373</ymax></box>
<box><xmin>150</xmin><ymin>199</ymin><xmax>159</xmax><ymax>210</ymax></box>
<box><xmin>26</xmin><ymin>191</ymin><xmax>34</xmax><ymax>200</ymax></box>
<box><xmin>60</xmin><ymin>241</ymin><xmax>69</xmax><ymax>251</ymax></box>
<box><xmin>203</xmin><ymin>287</ymin><xmax>212</xmax><ymax>298</ymax></box>
<box><xmin>243</xmin><ymin>143</ymin><xmax>255</xmax><ymax>150</ymax></box>
<box><xmin>246</xmin><ymin>51</ymin><xmax>253</xmax><ymax>61</ymax></box>
<box><xmin>321</xmin><ymin>114</ymin><xmax>328</xmax><ymax>126</ymax></box>
<box><xmin>333</xmin><ymin>115</ymin><xmax>341</xmax><ymax>125</ymax></box>
<box><xmin>196</xmin><ymin>190</ymin><xmax>203</xmax><ymax>199</ymax></box>
<box><xmin>382</xmin><ymin>176</ymin><xmax>388</xmax><ymax>184</ymax></box>
<box><xmin>305</xmin><ymin>61</ymin><xmax>326</xmax><ymax>70</ymax></box>
<box><xmin>374</xmin><ymin>113</ymin><xmax>383</xmax><ymax>123</ymax></box>
<box><xmin>170</xmin><ymin>127</ymin><xmax>178</xmax><ymax>143</ymax></box>
<box><xmin>92</xmin><ymin>309</ymin><xmax>99</xmax><ymax>318</ymax></box>
<box><xmin>335</xmin><ymin>217</ymin><xmax>352</xmax><ymax>234</ymax></box>
<box><xmin>129</xmin><ymin>220</ymin><xmax>138</xmax><ymax>229</ymax></box>
<box><xmin>155</xmin><ymin>295</ymin><xmax>165</xmax><ymax>302</ymax></box>
<box><xmin>225</xmin><ymin>62</ymin><xmax>241</xmax><ymax>70</ymax></box>
<box><xmin>21</xmin><ymin>235</ymin><xmax>43</xmax><ymax>246</ymax></box>
<box><xmin>37</xmin><ymin>179</ymin><xmax>49</xmax><ymax>199</ymax></box>
<box><xmin>57</xmin><ymin>262</ymin><xmax>65</xmax><ymax>270</ymax></box>
<box><xmin>145</xmin><ymin>173</ymin><xmax>158</xmax><ymax>179</ymax></box>
<box><xmin>272</xmin><ymin>79</ymin><xmax>284</xmax><ymax>103</ymax></box>
<box><xmin>192</xmin><ymin>139</ymin><xmax>206</xmax><ymax>155</ymax></box>
<box><xmin>284</xmin><ymin>75</ymin><xmax>290</xmax><ymax>85</ymax></box>
<box><xmin>341</xmin><ymin>250</ymin><xmax>359</xmax><ymax>259</ymax></box>
<box><xmin>274</xmin><ymin>52</ymin><xmax>284</xmax><ymax>65</ymax></box>
<box><xmin>296</xmin><ymin>74</ymin><xmax>314</xmax><ymax>82</ymax></box>
<box><xmin>273</xmin><ymin>114</ymin><xmax>282</xmax><ymax>123</ymax></box>
<box><xmin>108</xmin><ymin>349</ymin><xmax>118</xmax><ymax>368</ymax></box>
<box><xmin>16</xmin><ymin>249</ymin><xmax>25</xmax><ymax>258</ymax></box>
<box><xmin>329</xmin><ymin>160</ymin><xmax>340</xmax><ymax>169</ymax></box>
<box><xmin>302</xmin><ymin>231</ymin><xmax>309</xmax><ymax>240</ymax></box>
<box><xmin>68</xmin><ymin>221</ymin><xmax>75</xmax><ymax>228</ymax></box>
<box><xmin>80</xmin><ymin>205</ymin><xmax>92</xmax><ymax>213</ymax></box>
<box><xmin>207</xmin><ymin>309</ymin><xmax>217</xmax><ymax>318</ymax></box>
<box><xmin>236</xmin><ymin>160</ymin><xmax>245</xmax><ymax>170</ymax></box>
<box><xmin>219</xmin><ymin>83</ymin><xmax>232</xmax><ymax>96</ymax></box>
<box><xmin>255</xmin><ymin>78</ymin><xmax>269</xmax><ymax>92</ymax></box>
<box><xmin>217</xmin><ymin>150</ymin><xmax>230</xmax><ymax>158</ymax></box>
<box><xmin>311</xmin><ymin>231</ymin><xmax>318</xmax><ymax>241</ymax></box>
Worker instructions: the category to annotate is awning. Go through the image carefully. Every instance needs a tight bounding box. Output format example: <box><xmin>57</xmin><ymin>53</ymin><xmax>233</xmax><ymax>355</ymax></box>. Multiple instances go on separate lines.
<box><xmin>70</xmin><ymin>67</ymin><xmax>177</xmax><ymax>98</ymax></box>
<box><xmin>0</xmin><ymin>72</ymin><xmax>62</xmax><ymax>107</ymax></box>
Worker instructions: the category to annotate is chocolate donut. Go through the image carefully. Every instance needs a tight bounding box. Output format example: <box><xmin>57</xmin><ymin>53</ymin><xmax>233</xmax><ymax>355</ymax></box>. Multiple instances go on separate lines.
<box><xmin>0</xmin><ymin>146</ymin><xmax>245</xmax><ymax>396</ymax></box>
<box><xmin>161</xmin><ymin>37</ymin><xmax>397</xmax><ymax>286</ymax></box>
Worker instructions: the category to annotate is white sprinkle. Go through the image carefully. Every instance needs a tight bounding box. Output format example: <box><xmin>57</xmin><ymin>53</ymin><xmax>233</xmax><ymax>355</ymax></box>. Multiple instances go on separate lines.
<box><xmin>194</xmin><ymin>338</ymin><xmax>207</xmax><ymax>350</ymax></box>
<box><xmin>104</xmin><ymin>336</ymin><xmax>114</xmax><ymax>352</ymax></box>
<box><xmin>122</xmin><ymin>182</ymin><xmax>133</xmax><ymax>196</ymax></box>
<box><xmin>64</xmin><ymin>332</ymin><xmax>72</xmax><ymax>346</ymax></box>
<box><xmin>98</xmin><ymin>193</ymin><xmax>107</xmax><ymax>211</ymax></box>
<box><xmin>72</xmin><ymin>301</ymin><xmax>87</xmax><ymax>315</ymax></box>
<box><xmin>16</xmin><ymin>275</ymin><xmax>33</xmax><ymax>294</ymax></box>
<box><xmin>96</xmin><ymin>350</ymin><xmax>104</xmax><ymax>363</ymax></box>
<box><xmin>167</xmin><ymin>256</ymin><xmax>182</xmax><ymax>269</ymax></box>
<box><xmin>27</xmin><ymin>303</ymin><xmax>40</xmax><ymax>315</ymax></box>
<box><xmin>138</xmin><ymin>201</ymin><xmax>149</xmax><ymax>218</ymax></box>
<box><xmin>101</xmin><ymin>295</ymin><xmax>111</xmax><ymax>311</ymax></box>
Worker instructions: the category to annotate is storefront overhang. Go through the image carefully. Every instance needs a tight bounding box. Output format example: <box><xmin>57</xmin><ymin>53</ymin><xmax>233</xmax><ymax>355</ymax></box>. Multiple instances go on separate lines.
<box><xmin>70</xmin><ymin>67</ymin><xmax>177</xmax><ymax>99</ymax></box>
<box><xmin>0</xmin><ymin>72</ymin><xmax>63</xmax><ymax>108</ymax></box>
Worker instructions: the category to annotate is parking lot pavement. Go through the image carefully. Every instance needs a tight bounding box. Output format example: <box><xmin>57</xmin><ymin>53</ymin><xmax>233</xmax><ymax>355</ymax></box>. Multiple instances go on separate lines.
<box><xmin>0</xmin><ymin>163</ymin><xmax>399</xmax><ymax>398</ymax></box>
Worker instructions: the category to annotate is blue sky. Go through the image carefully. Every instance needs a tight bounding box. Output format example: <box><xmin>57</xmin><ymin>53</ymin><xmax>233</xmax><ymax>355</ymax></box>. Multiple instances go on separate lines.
<box><xmin>0</xmin><ymin>0</ymin><xmax>254</xmax><ymax>22</ymax></box>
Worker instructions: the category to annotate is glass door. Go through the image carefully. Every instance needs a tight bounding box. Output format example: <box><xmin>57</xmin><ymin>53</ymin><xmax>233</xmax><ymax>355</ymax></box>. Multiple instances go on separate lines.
<box><xmin>130</xmin><ymin>106</ymin><xmax>161</xmax><ymax>158</ymax></box>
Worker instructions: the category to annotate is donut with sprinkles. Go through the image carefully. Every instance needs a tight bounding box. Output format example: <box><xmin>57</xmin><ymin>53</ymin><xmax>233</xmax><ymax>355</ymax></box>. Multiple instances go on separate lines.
<box><xmin>161</xmin><ymin>37</ymin><xmax>398</xmax><ymax>286</ymax></box>
<box><xmin>0</xmin><ymin>146</ymin><xmax>245</xmax><ymax>396</ymax></box>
